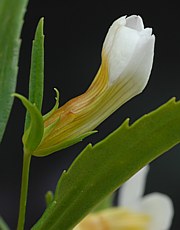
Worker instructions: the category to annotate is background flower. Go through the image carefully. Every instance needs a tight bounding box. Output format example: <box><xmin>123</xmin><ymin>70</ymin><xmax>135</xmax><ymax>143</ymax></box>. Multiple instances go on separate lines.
<box><xmin>118</xmin><ymin>165</ymin><xmax>174</xmax><ymax>230</ymax></box>
<box><xmin>74</xmin><ymin>165</ymin><xmax>174</xmax><ymax>230</ymax></box>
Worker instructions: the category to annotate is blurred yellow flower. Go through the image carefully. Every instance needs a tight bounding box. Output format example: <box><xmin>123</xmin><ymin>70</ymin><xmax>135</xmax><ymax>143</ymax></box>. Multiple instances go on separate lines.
<box><xmin>73</xmin><ymin>166</ymin><xmax>174</xmax><ymax>230</ymax></box>
<box><xmin>73</xmin><ymin>208</ymin><xmax>150</xmax><ymax>230</ymax></box>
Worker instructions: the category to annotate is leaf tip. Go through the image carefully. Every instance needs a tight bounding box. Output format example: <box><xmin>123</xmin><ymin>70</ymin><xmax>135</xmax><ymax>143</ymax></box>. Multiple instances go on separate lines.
<box><xmin>123</xmin><ymin>118</ymin><xmax>130</xmax><ymax>128</ymax></box>
<box><xmin>11</xmin><ymin>92</ymin><xmax>26</xmax><ymax>102</ymax></box>
<box><xmin>35</xmin><ymin>17</ymin><xmax>45</xmax><ymax>39</ymax></box>
<box><xmin>53</xmin><ymin>88</ymin><xmax>60</xmax><ymax>107</ymax></box>
<box><xmin>11</xmin><ymin>92</ymin><xmax>18</xmax><ymax>97</ymax></box>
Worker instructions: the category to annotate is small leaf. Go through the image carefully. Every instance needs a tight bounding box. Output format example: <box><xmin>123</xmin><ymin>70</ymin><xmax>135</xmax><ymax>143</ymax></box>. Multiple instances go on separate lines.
<box><xmin>0</xmin><ymin>216</ymin><xmax>10</xmax><ymax>230</ymax></box>
<box><xmin>0</xmin><ymin>0</ymin><xmax>29</xmax><ymax>142</ymax></box>
<box><xmin>25</xmin><ymin>18</ymin><xmax>45</xmax><ymax>130</ymax></box>
<box><xmin>45</xmin><ymin>191</ymin><xmax>54</xmax><ymax>207</ymax></box>
<box><xmin>32</xmin><ymin>98</ymin><xmax>180</xmax><ymax>230</ymax></box>
<box><xmin>13</xmin><ymin>93</ymin><xmax>44</xmax><ymax>153</ymax></box>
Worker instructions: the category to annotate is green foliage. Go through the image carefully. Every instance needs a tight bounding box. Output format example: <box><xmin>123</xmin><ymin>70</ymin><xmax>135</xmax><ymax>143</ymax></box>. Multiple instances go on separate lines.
<box><xmin>0</xmin><ymin>0</ymin><xmax>29</xmax><ymax>142</ymax></box>
<box><xmin>32</xmin><ymin>98</ymin><xmax>180</xmax><ymax>230</ymax></box>
<box><xmin>25</xmin><ymin>18</ymin><xmax>45</xmax><ymax>130</ymax></box>
<box><xmin>13</xmin><ymin>94</ymin><xmax>44</xmax><ymax>153</ymax></box>
<box><xmin>92</xmin><ymin>193</ymin><xmax>114</xmax><ymax>212</ymax></box>
<box><xmin>12</xmin><ymin>17</ymin><xmax>44</xmax><ymax>153</ymax></box>
<box><xmin>45</xmin><ymin>191</ymin><xmax>54</xmax><ymax>207</ymax></box>
<box><xmin>0</xmin><ymin>217</ymin><xmax>10</xmax><ymax>230</ymax></box>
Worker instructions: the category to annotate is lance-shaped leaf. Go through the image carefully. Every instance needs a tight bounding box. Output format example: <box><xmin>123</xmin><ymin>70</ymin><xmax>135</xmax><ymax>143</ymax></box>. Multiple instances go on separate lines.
<box><xmin>0</xmin><ymin>0</ymin><xmax>29</xmax><ymax>142</ymax></box>
<box><xmin>13</xmin><ymin>94</ymin><xmax>44</xmax><ymax>153</ymax></box>
<box><xmin>25</xmin><ymin>18</ymin><xmax>45</xmax><ymax>130</ymax></box>
<box><xmin>0</xmin><ymin>217</ymin><xmax>10</xmax><ymax>230</ymax></box>
<box><xmin>32</xmin><ymin>98</ymin><xmax>180</xmax><ymax>230</ymax></box>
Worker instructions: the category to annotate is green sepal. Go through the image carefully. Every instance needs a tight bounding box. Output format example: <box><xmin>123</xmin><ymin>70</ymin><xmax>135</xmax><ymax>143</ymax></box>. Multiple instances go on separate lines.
<box><xmin>32</xmin><ymin>98</ymin><xmax>180</xmax><ymax>230</ymax></box>
<box><xmin>13</xmin><ymin>93</ymin><xmax>44</xmax><ymax>153</ymax></box>
<box><xmin>25</xmin><ymin>17</ymin><xmax>45</xmax><ymax>130</ymax></box>
<box><xmin>33</xmin><ymin>130</ymin><xmax>97</xmax><ymax>157</ymax></box>
<box><xmin>42</xmin><ymin>117</ymin><xmax>60</xmax><ymax>140</ymax></box>
<box><xmin>0</xmin><ymin>217</ymin><xmax>10</xmax><ymax>230</ymax></box>
<box><xmin>43</xmin><ymin>88</ymin><xmax>60</xmax><ymax>122</ymax></box>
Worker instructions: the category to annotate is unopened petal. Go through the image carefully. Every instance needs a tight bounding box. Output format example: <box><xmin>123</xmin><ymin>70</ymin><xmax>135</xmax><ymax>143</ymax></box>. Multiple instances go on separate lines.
<box><xmin>118</xmin><ymin>166</ymin><xmax>150</xmax><ymax>207</ymax></box>
<box><xmin>140</xmin><ymin>193</ymin><xmax>174</xmax><ymax>230</ymax></box>
<box><xmin>126</xmin><ymin>15</ymin><xmax>144</xmax><ymax>31</ymax></box>
<box><xmin>103</xmin><ymin>16</ymin><xmax>126</xmax><ymax>55</ymax></box>
<box><xmin>103</xmin><ymin>15</ymin><xmax>155</xmax><ymax>86</ymax></box>
<box><xmin>106</xmin><ymin>26</ymin><xmax>140</xmax><ymax>83</ymax></box>
<box><xmin>116</xmin><ymin>34</ymin><xmax>155</xmax><ymax>98</ymax></box>
<box><xmin>140</xmin><ymin>28</ymin><xmax>152</xmax><ymax>36</ymax></box>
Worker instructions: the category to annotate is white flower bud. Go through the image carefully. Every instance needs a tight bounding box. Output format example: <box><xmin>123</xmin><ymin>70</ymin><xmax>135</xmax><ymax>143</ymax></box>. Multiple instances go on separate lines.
<box><xmin>103</xmin><ymin>15</ymin><xmax>155</xmax><ymax>95</ymax></box>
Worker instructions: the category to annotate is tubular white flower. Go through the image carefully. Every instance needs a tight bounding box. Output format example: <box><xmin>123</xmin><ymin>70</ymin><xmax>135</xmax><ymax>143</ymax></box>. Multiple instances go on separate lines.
<box><xmin>33</xmin><ymin>15</ymin><xmax>155</xmax><ymax>157</ymax></box>
<box><xmin>118</xmin><ymin>166</ymin><xmax>174</xmax><ymax>230</ymax></box>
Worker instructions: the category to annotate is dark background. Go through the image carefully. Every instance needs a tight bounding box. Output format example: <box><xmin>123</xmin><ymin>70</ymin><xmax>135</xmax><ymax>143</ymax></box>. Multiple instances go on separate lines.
<box><xmin>0</xmin><ymin>0</ymin><xmax>180</xmax><ymax>229</ymax></box>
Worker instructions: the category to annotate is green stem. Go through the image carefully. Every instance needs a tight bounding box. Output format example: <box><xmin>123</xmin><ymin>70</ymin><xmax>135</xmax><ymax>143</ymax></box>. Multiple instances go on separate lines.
<box><xmin>17</xmin><ymin>151</ymin><xmax>32</xmax><ymax>230</ymax></box>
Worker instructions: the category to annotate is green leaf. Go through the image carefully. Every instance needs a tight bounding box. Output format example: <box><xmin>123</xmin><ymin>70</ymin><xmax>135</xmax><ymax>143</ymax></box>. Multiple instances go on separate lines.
<box><xmin>0</xmin><ymin>216</ymin><xmax>10</xmax><ymax>230</ymax></box>
<box><xmin>13</xmin><ymin>93</ymin><xmax>44</xmax><ymax>153</ymax></box>
<box><xmin>25</xmin><ymin>18</ymin><xmax>45</xmax><ymax>130</ymax></box>
<box><xmin>92</xmin><ymin>193</ymin><xmax>114</xmax><ymax>212</ymax></box>
<box><xmin>45</xmin><ymin>191</ymin><xmax>54</xmax><ymax>207</ymax></box>
<box><xmin>32</xmin><ymin>98</ymin><xmax>180</xmax><ymax>230</ymax></box>
<box><xmin>0</xmin><ymin>0</ymin><xmax>29</xmax><ymax>142</ymax></box>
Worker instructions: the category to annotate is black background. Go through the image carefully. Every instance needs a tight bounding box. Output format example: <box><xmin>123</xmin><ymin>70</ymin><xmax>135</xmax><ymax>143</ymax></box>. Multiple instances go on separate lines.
<box><xmin>0</xmin><ymin>0</ymin><xmax>180</xmax><ymax>229</ymax></box>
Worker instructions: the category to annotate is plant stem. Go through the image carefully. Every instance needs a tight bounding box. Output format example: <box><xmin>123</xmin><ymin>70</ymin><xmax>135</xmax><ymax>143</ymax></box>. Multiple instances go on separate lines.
<box><xmin>17</xmin><ymin>151</ymin><xmax>32</xmax><ymax>230</ymax></box>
